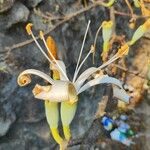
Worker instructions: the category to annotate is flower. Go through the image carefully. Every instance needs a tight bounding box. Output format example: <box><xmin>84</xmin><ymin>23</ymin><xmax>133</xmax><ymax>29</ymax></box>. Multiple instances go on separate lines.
<box><xmin>18</xmin><ymin>22</ymin><xmax>130</xmax><ymax>150</ymax></box>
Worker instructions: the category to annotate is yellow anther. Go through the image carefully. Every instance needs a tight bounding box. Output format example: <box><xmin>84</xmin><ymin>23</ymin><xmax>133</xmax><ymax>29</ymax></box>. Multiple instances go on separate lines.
<box><xmin>26</xmin><ymin>23</ymin><xmax>33</xmax><ymax>35</ymax></box>
<box><xmin>116</xmin><ymin>44</ymin><xmax>129</xmax><ymax>58</ymax></box>
<box><xmin>39</xmin><ymin>30</ymin><xmax>44</xmax><ymax>40</ymax></box>
<box><xmin>102</xmin><ymin>21</ymin><xmax>113</xmax><ymax>29</ymax></box>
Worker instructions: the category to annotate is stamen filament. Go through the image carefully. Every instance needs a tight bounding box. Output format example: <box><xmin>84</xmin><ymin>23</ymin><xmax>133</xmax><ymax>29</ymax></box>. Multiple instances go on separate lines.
<box><xmin>97</xmin><ymin>54</ymin><xmax>118</xmax><ymax>70</ymax></box>
<box><xmin>73</xmin><ymin>49</ymin><xmax>92</xmax><ymax>82</ymax></box>
<box><xmin>93</xmin><ymin>25</ymin><xmax>102</xmax><ymax>51</ymax></box>
<box><xmin>40</xmin><ymin>33</ymin><xmax>69</xmax><ymax>81</ymax></box>
<box><xmin>30</xmin><ymin>31</ymin><xmax>54</xmax><ymax>65</ymax></box>
<box><xmin>73</xmin><ymin>20</ymin><xmax>91</xmax><ymax>81</ymax></box>
<box><xmin>92</xmin><ymin>24</ymin><xmax>102</xmax><ymax>63</ymax></box>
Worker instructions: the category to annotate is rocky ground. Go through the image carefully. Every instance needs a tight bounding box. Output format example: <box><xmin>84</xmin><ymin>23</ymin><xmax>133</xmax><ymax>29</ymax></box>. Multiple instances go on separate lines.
<box><xmin>0</xmin><ymin>0</ymin><xmax>150</xmax><ymax>150</ymax></box>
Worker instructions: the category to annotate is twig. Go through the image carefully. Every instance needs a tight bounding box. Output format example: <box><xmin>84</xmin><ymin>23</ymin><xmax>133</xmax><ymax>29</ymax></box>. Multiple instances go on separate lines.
<box><xmin>110</xmin><ymin>6</ymin><xmax>116</xmax><ymax>35</ymax></box>
<box><xmin>125</xmin><ymin>0</ymin><xmax>134</xmax><ymax>17</ymax></box>
<box><xmin>5</xmin><ymin>2</ymin><xmax>103</xmax><ymax>52</ymax></box>
<box><xmin>68</xmin><ymin>138</ymin><xmax>83</xmax><ymax>147</ymax></box>
<box><xmin>114</xmin><ymin>10</ymin><xmax>150</xmax><ymax>19</ymax></box>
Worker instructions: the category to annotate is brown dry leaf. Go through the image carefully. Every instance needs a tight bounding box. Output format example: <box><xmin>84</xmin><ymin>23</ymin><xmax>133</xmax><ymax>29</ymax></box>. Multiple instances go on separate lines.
<box><xmin>126</xmin><ymin>39</ymin><xmax>149</xmax><ymax>108</ymax></box>
<box><xmin>95</xmin><ymin>96</ymin><xmax>108</xmax><ymax>118</ymax></box>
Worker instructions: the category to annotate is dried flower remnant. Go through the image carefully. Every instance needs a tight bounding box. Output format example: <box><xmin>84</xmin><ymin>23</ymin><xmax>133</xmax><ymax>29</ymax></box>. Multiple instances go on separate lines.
<box><xmin>18</xmin><ymin>22</ymin><xmax>131</xmax><ymax>150</ymax></box>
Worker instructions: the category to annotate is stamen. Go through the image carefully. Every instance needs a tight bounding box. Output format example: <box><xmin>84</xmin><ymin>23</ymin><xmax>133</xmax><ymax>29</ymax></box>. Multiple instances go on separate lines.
<box><xmin>73</xmin><ymin>48</ymin><xmax>93</xmax><ymax>82</ymax></box>
<box><xmin>26</xmin><ymin>23</ymin><xmax>33</xmax><ymax>35</ymax></box>
<box><xmin>26</xmin><ymin>25</ymin><xmax>54</xmax><ymax>65</ymax></box>
<box><xmin>93</xmin><ymin>24</ymin><xmax>102</xmax><ymax>62</ymax></box>
<box><xmin>39</xmin><ymin>32</ymin><xmax>69</xmax><ymax>81</ymax></box>
<box><xmin>98</xmin><ymin>55</ymin><xmax>118</xmax><ymax>70</ymax></box>
<box><xmin>98</xmin><ymin>44</ymin><xmax>129</xmax><ymax>70</ymax></box>
<box><xmin>116</xmin><ymin>44</ymin><xmax>129</xmax><ymax>57</ymax></box>
<box><xmin>73</xmin><ymin>20</ymin><xmax>91</xmax><ymax>81</ymax></box>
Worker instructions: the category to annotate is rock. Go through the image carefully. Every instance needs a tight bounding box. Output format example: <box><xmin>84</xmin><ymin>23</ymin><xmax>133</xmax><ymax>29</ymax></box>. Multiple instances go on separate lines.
<box><xmin>26</xmin><ymin>0</ymin><xmax>43</xmax><ymax>8</ymax></box>
<box><xmin>0</xmin><ymin>120</ymin><xmax>11</xmax><ymax>137</ymax></box>
<box><xmin>0</xmin><ymin>117</ymin><xmax>15</xmax><ymax>137</ymax></box>
<box><xmin>0</xmin><ymin>2</ymin><xmax>29</xmax><ymax>31</ymax></box>
<box><xmin>0</xmin><ymin>140</ymin><xmax>25</xmax><ymax>150</ymax></box>
<box><xmin>7</xmin><ymin>2</ymin><xmax>29</xmax><ymax>28</ymax></box>
<box><xmin>0</xmin><ymin>0</ymin><xmax>15</xmax><ymax>13</ymax></box>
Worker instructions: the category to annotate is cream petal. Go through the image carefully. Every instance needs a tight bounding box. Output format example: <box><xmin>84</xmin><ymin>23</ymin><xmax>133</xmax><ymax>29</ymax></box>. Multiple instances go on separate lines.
<box><xmin>113</xmin><ymin>86</ymin><xmax>130</xmax><ymax>103</ymax></box>
<box><xmin>33</xmin><ymin>81</ymin><xmax>78</xmax><ymax>102</ymax></box>
<box><xmin>74</xmin><ymin>67</ymin><xmax>97</xmax><ymax>91</ymax></box>
<box><xmin>18</xmin><ymin>69</ymin><xmax>54</xmax><ymax>86</ymax></box>
<box><xmin>78</xmin><ymin>75</ymin><xmax>123</xmax><ymax>94</ymax></box>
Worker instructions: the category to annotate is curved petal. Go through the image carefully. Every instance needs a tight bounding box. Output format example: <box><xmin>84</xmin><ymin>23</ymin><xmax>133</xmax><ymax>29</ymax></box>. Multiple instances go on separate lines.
<box><xmin>18</xmin><ymin>69</ymin><xmax>54</xmax><ymax>86</ymax></box>
<box><xmin>78</xmin><ymin>75</ymin><xmax>123</xmax><ymax>94</ymax></box>
<box><xmin>32</xmin><ymin>81</ymin><xmax>78</xmax><ymax>102</ymax></box>
<box><xmin>75</xmin><ymin>55</ymin><xmax>119</xmax><ymax>91</ymax></box>
<box><xmin>74</xmin><ymin>67</ymin><xmax>97</xmax><ymax>91</ymax></box>
<box><xmin>113</xmin><ymin>86</ymin><xmax>130</xmax><ymax>103</ymax></box>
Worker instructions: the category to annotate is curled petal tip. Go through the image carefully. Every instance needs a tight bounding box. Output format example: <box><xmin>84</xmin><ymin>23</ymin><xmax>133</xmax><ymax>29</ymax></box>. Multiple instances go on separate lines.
<box><xmin>17</xmin><ymin>74</ymin><xmax>31</xmax><ymax>86</ymax></box>
<box><xmin>26</xmin><ymin>23</ymin><xmax>33</xmax><ymax>35</ymax></box>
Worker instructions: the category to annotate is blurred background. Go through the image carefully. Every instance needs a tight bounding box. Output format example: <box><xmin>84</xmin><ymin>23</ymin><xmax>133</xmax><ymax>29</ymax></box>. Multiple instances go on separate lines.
<box><xmin>0</xmin><ymin>0</ymin><xmax>150</xmax><ymax>149</ymax></box>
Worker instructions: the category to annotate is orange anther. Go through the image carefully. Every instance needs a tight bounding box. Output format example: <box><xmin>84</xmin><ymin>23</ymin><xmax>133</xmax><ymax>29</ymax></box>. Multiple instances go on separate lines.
<box><xmin>46</xmin><ymin>36</ymin><xmax>58</xmax><ymax>60</ymax></box>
